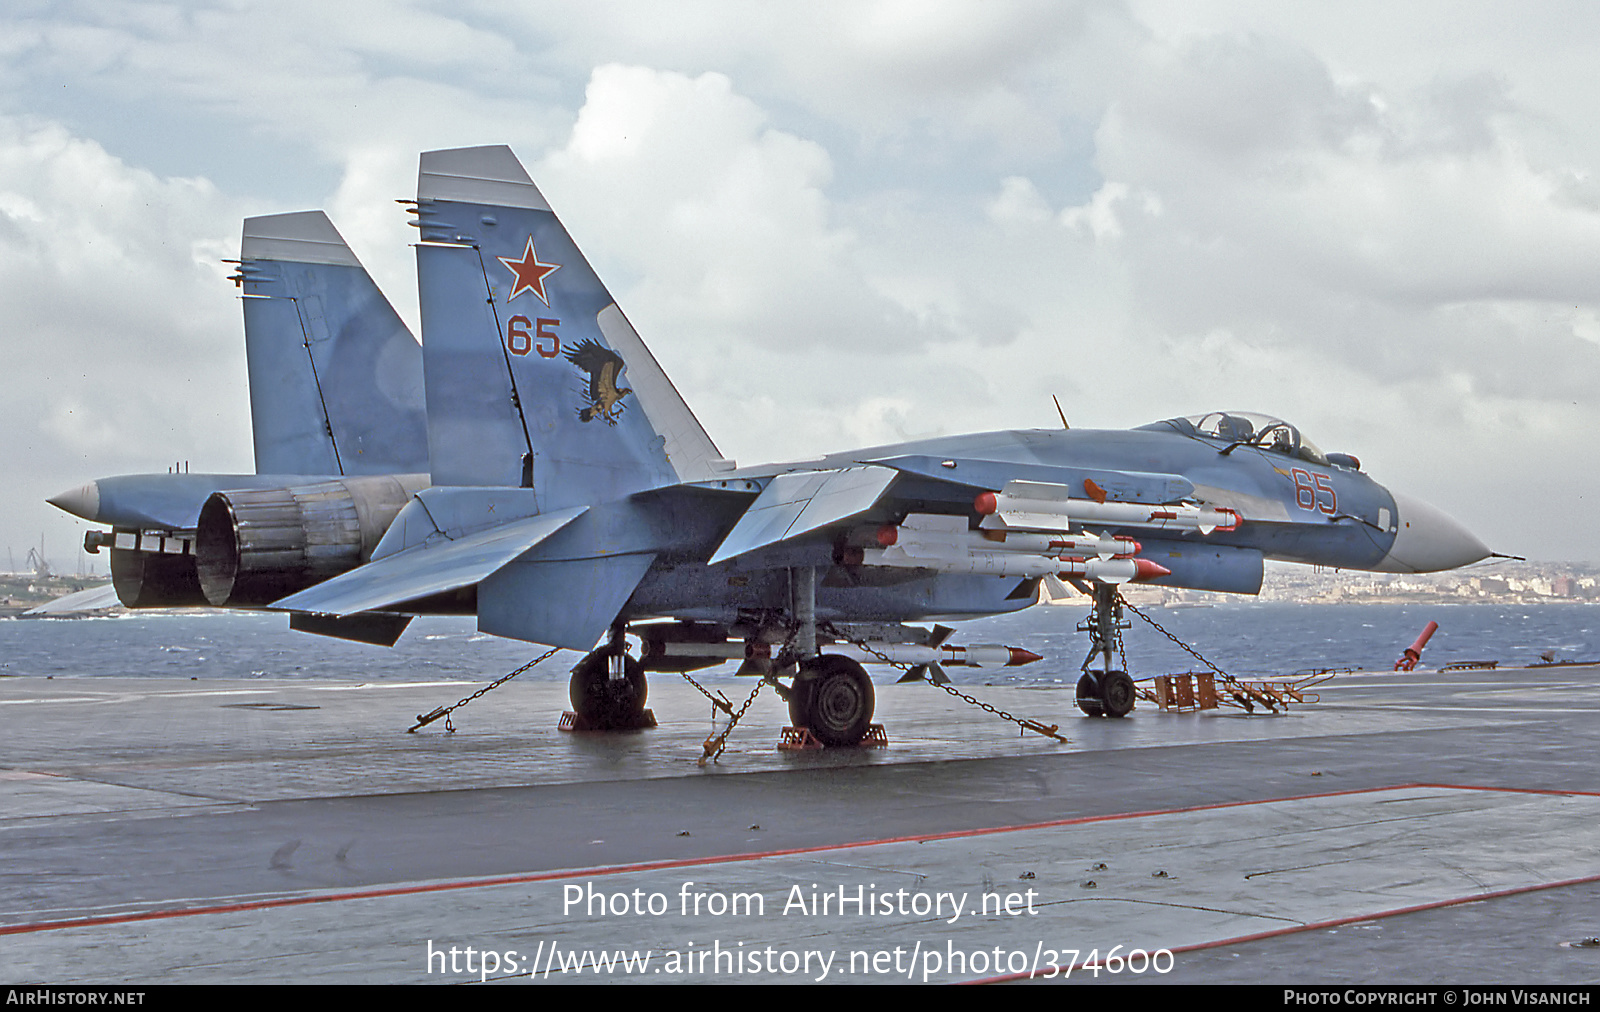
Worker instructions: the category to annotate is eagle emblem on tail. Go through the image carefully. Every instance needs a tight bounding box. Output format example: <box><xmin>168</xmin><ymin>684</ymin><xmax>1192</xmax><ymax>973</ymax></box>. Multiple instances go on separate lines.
<box><xmin>564</xmin><ymin>339</ymin><xmax>632</xmax><ymax>424</ymax></box>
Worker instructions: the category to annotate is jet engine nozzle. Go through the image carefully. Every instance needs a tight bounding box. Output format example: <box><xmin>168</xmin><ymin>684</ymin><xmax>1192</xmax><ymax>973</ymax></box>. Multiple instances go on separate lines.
<box><xmin>195</xmin><ymin>474</ymin><xmax>426</xmax><ymax>605</ymax></box>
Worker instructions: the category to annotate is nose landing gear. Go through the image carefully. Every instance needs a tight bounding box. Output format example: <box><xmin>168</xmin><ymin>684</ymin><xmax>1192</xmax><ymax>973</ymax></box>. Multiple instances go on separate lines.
<box><xmin>1076</xmin><ymin>669</ymin><xmax>1135</xmax><ymax>718</ymax></box>
<box><xmin>1077</xmin><ymin>582</ymin><xmax>1136</xmax><ymax>718</ymax></box>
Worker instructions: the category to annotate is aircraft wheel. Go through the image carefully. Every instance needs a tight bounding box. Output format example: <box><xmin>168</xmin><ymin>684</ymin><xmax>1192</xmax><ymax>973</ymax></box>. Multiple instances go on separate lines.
<box><xmin>789</xmin><ymin>655</ymin><xmax>874</xmax><ymax>746</ymax></box>
<box><xmin>1075</xmin><ymin>673</ymin><xmax>1105</xmax><ymax>717</ymax></box>
<box><xmin>569</xmin><ymin>649</ymin><xmax>648</xmax><ymax>729</ymax></box>
<box><xmin>1099</xmin><ymin>670</ymin><xmax>1135</xmax><ymax>718</ymax></box>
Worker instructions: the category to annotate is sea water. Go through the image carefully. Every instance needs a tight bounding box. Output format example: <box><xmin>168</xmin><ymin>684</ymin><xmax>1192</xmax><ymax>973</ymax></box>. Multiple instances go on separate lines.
<box><xmin>2</xmin><ymin>602</ymin><xmax>1594</xmax><ymax>685</ymax></box>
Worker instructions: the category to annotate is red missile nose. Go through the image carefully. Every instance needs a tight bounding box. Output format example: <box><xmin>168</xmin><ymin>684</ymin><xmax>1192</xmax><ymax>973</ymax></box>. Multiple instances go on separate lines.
<box><xmin>974</xmin><ymin>491</ymin><xmax>999</xmax><ymax>515</ymax></box>
<box><xmin>1131</xmin><ymin>559</ymin><xmax>1172</xmax><ymax>581</ymax></box>
<box><xmin>1006</xmin><ymin>647</ymin><xmax>1043</xmax><ymax>666</ymax></box>
<box><xmin>876</xmin><ymin>525</ymin><xmax>898</xmax><ymax>547</ymax></box>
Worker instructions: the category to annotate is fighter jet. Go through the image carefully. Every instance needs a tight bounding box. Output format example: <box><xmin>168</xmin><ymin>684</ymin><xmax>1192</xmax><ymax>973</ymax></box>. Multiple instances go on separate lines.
<box><xmin>47</xmin><ymin>211</ymin><xmax>430</xmax><ymax>635</ymax></box>
<box><xmin>241</xmin><ymin>145</ymin><xmax>1491</xmax><ymax>744</ymax></box>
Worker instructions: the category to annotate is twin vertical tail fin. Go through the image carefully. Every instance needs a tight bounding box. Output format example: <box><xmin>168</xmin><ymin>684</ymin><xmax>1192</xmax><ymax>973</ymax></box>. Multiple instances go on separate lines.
<box><xmin>411</xmin><ymin>146</ymin><xmax>727</xmax><ymax>509</ymax></box>
<box><xmin>236</xmin><ymin>212</ymin><xmax>428</xmax><ymax>476</ymax></box>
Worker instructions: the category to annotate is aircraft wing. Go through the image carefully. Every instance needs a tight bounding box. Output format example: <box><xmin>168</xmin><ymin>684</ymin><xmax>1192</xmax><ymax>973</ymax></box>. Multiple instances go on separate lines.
<box><xmin>708</xmin><ymin>465</ymin><xmax>898</xmax><ymax>565</ymax></box>
<box><xmin>271</xmin><ymin>506</ymin><xmax>587</xmax><ymax>616</ymax></box>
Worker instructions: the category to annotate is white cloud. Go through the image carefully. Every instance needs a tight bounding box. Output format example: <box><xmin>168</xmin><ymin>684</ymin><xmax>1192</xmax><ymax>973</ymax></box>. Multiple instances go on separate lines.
<box><xmin>1065</xmin><ymin>28</ymin><xmax>1600</xmax><ymax>557</ymax></box>
<box><xmin>530</xmin><ymin>65</ymin><xmax>1016</xmax><ymax>460</ymax></box>
<box><xmin>1059</xmin><ymin>181</ymin><xmax>1132</xmax><ymax>240</ymax></box>
<box><xmin>0</xmin><ymin>116</ymin><xmax>252</xmax><ymax>565</ymax></box>
<box><xmin>3</xmin><ymin>2</ymin><xmax>1599</xmax><ymax>564</ymax></box>
<box><xmin>986</xmin><ymin>176</ymin><xmax>1052</xmax><ymax>227</ymax></box>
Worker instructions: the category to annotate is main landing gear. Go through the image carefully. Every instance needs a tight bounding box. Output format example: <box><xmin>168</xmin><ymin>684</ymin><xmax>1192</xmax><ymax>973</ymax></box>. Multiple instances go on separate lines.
<box><xmin>779</xmin><ymin>565</ymin><xmax>877</xmax><ymax>747</ymax></box>
<box><xmin>569</xmin><ymin>626</ymin><xmax>652</xmax><ymax>730</ymax></box>
<box><xmin>788</xmin><ymin>654</ymin><xmax>875</xmax><ymax>747</ymax></box>
<box><xmin>565</xmin><ymin>567</ymin><xmax>885</xmax><ymax>744</ymax></box>
<box><xmin>1076</xmin><ymin>582</ymin><xmax>1136</xmax><ymax>718</ymax></box>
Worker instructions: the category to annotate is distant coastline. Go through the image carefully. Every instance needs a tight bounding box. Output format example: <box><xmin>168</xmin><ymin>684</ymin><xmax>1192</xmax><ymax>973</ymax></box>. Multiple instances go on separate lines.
<box><xmin>1047</xmin><ymin>560</ymin><xmax>1599</xmax><ymax>608</ymax></box>
<box><xmin>7</xmin><ymin>559</ymin><xmax>1597</xmax><ymax>622</ymax></box>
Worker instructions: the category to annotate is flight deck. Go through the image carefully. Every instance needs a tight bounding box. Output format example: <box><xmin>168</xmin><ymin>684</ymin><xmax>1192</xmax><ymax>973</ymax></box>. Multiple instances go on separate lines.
<box><xmin>3</xmin><ymin>663</ymin><xmax>1599</xmax><ymax>985</ymax></box>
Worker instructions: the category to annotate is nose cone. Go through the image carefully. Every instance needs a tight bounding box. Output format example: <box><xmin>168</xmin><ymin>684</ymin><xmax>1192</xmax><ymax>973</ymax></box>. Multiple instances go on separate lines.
<box><xmin>1375</xmin><ymin>492</ymin><xmax>1490</xmax><ymax>573</ymax></box>
<box><xmin>47</xmin><ymin>482</ymin><xmax>101</xmax><ymax>523</ymax></box>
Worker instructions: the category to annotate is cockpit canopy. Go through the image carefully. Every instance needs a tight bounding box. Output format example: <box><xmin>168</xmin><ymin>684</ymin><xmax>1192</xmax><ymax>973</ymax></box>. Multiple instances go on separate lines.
<box><xmin>1140</xmin><ymin>411</ymin><xmax>1341</xmax><ymax>468</ymax></box>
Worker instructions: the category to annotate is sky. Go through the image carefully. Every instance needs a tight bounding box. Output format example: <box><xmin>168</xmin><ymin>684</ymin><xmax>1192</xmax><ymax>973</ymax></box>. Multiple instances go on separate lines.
<box><xmin>2</xmin><ymin>0</ymin><xmax>1597</xmax><ymax>574</ymax></box>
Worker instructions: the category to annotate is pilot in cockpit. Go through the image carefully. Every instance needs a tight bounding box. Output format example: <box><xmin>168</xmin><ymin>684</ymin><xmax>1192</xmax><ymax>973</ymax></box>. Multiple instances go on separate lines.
<box><xmin>1215</xmin><ymin>414</ymin><xmax>1254</xmax><ymax>443</ymax></box>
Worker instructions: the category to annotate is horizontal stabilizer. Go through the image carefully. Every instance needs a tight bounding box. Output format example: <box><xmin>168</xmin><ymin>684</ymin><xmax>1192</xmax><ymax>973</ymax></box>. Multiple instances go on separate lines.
<box><xmin>709</xmin><ymin>466</ymin><xmax>898</xmax><ymax>565</ymax></box>
<box><xmin>270</xmin><ymin>507</ymin><xmax>586</xmax><ymax>616</ymax></box>
<box><xmin>289</xmin><ymin>611</ymin><xmax>412</xmax><ymax>646</ymax></box>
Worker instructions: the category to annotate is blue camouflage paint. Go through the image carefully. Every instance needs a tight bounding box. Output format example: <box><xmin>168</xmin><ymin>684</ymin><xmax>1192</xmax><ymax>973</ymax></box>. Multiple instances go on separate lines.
<box><xmin>55</xmin><ymin>145</ymin><xmax>1489</xmax><ymax>656</ymax></box>
<box><xmin>239</xmin><ymin>211</ymin><xmax>428</xmax><ymax>476</ymax></box>
<box><xmin>413</xmin><ymin>160</ymin><xmax>679</xmax><ymax>507</ymax></box>
<box><xmin>261</xmin><ymin>147</ymin><xmax>1483</xmax><ymax>653</ymax></box>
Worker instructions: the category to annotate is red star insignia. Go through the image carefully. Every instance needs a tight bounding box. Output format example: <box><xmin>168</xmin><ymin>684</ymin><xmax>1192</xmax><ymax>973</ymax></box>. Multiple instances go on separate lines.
<box><xmin>498</xmin><ymin>236</ymin><xmax>560</xmax><ymax>306</ymax></box>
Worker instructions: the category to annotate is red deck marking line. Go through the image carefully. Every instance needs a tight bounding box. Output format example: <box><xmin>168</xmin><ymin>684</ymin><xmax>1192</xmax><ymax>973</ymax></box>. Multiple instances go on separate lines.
<box><xmin>3</xmin><ymin>783</ymin><xmax>1588</xmax><ymax>937</ymax></box>
<box><xmin>969</xmin><ymin>870</ymin><xmax>1600</xmax><ymax>985</ymax></box>
<box><xmin>1409</xmin><ymin>782</ymin><xmax>1600</xmax><ymax>798</ymax></box>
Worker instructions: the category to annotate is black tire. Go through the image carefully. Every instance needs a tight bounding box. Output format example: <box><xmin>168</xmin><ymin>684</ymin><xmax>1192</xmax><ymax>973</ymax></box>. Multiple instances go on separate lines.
<box><xmin>1076</xmin><ymin>673</ymin><xmax>1105</xmax><ymax>717</ymax></box>
<box><xmin>789</xmin><ymin>655</ymin><xmax>875</xmax><ymax>746</ymax></box>
<box><xmin>1100</xmin><ymin>670</ymin><xmax>1135</xmax><ymax>718</ymax></box>
<box><xmin>569</xmin><ymin>650</ymin><xmax>648</xmax><ymax>728</ymax></box>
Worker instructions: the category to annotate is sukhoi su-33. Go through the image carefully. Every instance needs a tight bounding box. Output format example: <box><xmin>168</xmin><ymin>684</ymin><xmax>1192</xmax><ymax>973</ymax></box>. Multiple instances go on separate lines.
<box><xmin>52</xmin><ymin>146</ymin><xmax>1493</xmax><ymax>745</ymax></box>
